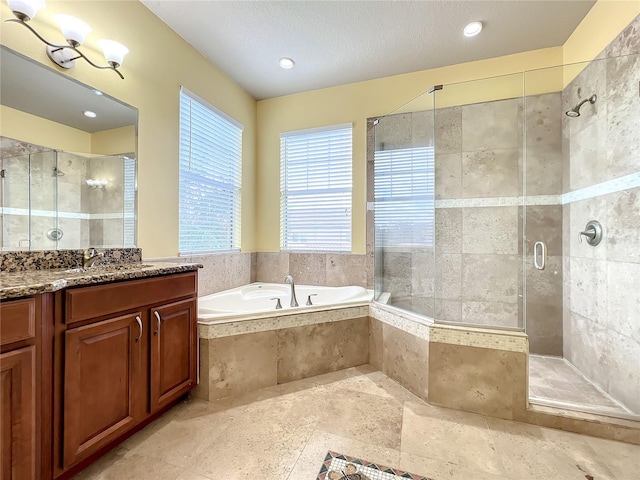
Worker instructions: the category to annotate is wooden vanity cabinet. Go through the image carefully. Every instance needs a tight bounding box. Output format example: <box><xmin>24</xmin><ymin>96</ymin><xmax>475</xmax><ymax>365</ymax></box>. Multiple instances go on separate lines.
<box><xmin>62</xmin><ymin>311</ymin><xmax>146</xmax><ymax>468</ymax></box>
<box><xmin>150</xmin><ymin>299</ymin><xmax>197</xmax><ymax>412</ymax></box>
<box><xmin>54</xmin><ymin>271</ymin><xmax>198</xmax><ymax>477</ymax></box>
<box><xmin>0</xmin><ymin>294</ymin><xmax>54</xmax><ymax>480</ymax></box>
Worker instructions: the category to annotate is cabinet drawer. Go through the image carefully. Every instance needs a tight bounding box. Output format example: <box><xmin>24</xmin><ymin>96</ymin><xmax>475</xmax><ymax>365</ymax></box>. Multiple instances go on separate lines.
<box><xmin>66</xmin><ymin>272</ymin><xmax>197</xmax><ymax>324</ymax></box>
<box><xmin>0</xmin><ymin>297</ymin><xmax>36</xmax><ymax>346</ymax></box>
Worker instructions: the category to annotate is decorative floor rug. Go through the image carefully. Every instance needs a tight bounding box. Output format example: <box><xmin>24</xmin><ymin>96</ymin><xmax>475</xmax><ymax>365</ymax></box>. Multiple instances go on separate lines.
<box><xmin>317</xmin><ymin>451</ymin><xmax>433</xmax><ymax>480</ymax></box>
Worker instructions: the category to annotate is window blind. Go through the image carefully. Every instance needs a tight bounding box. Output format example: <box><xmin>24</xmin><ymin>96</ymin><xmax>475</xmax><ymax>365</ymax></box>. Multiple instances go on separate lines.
<box><xmin>280</xmin><ymin>124</ymin><xmax>352</xmax><ymax>252</ymax></box>
<box><xmin>374</xmin><ymin>146</ymin><xmax>434</xmax><ymax>247</ymax></box>
<box><xmin>123</xmin><ymin>156</ymin><xmax>136</xmax><ymax>246</ymax></box>
<box><xmin>179</xmin><ymin>87</ymin><xmax>243</xmax><ymax>254</ymax></box>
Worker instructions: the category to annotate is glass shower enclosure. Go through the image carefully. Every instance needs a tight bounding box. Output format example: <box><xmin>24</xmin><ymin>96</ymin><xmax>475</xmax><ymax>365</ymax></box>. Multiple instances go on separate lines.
<box><xmin>371</xmin><ymin>54</ymin><xmax>639</xmax><ymax>420</ymax></box>
<box><xmin>1</xmin><ymin>140</ymin><xmax>136</xmax><ymax>251</ymax></box>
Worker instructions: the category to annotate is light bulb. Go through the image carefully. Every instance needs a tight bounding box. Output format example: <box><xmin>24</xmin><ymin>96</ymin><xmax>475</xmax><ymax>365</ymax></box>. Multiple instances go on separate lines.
<box><xmin>98</xmin><ymin>39</ymin><xmax>129</xmax><ymax>68</ymax></box>
<box><xmin>279</xmin><ymin>57</ymin><xmax>294</xmax><ymax>69</ymax></box>
<box><xmin>54</xmin><ymin>14</ymin><xmax>92</xmax><ymax>46</ymax></box>
<box><xmin>463</xmin><ymin>21</ymin><xmax>483</xmax><ymax>37</ymax></box>
<box><xmin>7</xmin><ymin>0</ymin><xmax>45</xmax><ymax>21</ymax></box>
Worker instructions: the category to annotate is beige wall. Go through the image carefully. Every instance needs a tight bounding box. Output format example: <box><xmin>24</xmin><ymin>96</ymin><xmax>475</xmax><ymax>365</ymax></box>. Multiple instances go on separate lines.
<box><xmin>91</xmin><ymin>125</ymin><xmax>136</xmax><ymax>156</ymax></box>
<box><xmin>1</xmin><ymin>105</ymin><xmax>92</xmax><ymax>152</ymax></box>
<box><xmin>0</xmin><ymin>0</ymin><xmax>257</xmax><ymax>257</ymax></box>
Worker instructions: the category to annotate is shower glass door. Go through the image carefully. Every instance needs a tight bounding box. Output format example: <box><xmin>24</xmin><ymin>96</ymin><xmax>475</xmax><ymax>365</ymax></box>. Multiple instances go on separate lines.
<box><xmin>431</xmin><ymin>73</ymin><xmax>525</xmax><ymax>329</ymax></box>
<box><xmin>524</xmin><ymin>55</ymin><xmax>640</xmax><ymax>420</ymax></box>
<box><xmin>0</xmin><ymin>148</ymin><xmax>57</xmax><ymax>251</ymax></box>
<box><xmin>373</xmin><ymin>90</ymin><xmax>435</xmax><ymax>318</ymax></box>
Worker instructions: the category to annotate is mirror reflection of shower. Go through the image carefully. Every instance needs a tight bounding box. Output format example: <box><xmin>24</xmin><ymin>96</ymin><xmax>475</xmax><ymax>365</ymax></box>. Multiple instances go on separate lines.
<box><xmin>565</xmin><ymin>94</ymin><xmax>597</xmax><ymax>117</ymax></box>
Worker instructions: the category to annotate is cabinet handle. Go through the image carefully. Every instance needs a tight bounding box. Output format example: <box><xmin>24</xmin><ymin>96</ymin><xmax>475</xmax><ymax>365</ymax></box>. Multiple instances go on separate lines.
<box><xmin>154</xmin><ymin>311</ymin><xmax>161</xmax><ymax>336</ymax></box>
<box><xmin>135</xmin><ymin>316</ymin><xmax>143</xmax><ymax>342</ymax></box>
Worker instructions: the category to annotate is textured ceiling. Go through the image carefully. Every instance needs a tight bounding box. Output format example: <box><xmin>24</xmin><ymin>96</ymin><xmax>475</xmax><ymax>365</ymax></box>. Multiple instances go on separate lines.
<box><xmin>142</xmin><ymin>0</ymin><xmax>596</xmax><ymax>100</ymax></box>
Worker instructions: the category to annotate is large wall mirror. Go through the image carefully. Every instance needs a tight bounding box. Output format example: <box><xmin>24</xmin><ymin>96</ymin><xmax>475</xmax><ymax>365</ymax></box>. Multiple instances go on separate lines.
<box><xmin>0</xmin><ymin>46</ymin><xmax>138</xmax><ymax>251</ymax></box>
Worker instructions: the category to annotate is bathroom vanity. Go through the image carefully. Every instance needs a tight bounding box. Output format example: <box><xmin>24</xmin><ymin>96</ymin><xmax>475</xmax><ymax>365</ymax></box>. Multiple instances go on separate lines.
<box><xmin>0</xmin><ymin>256</ymin><xmax>200</xmax><ymax>480</ymax></box>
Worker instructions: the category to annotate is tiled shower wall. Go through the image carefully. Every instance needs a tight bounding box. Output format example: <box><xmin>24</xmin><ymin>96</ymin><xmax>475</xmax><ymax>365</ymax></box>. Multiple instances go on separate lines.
<box><xmin>86</xmin><ymin>155</ymin><xmax>127</xmax><ymax>247</ymax></box>
<box><xmin>562</xmin><ymin>16</ymin><xmax>640</xmax><ymax>413</ymax></box>
<box><xmin>436</xmin><ymin>94</ymin><xmax>563</xmax><ymax>333</ymax></box>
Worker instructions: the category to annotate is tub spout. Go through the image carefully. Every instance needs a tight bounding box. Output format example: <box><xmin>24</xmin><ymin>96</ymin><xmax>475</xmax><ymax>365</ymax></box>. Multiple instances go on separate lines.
<box><xmin>284</xmin><ymin>275</ymin><xmax>299</xmax><ymax>307</ymax></box>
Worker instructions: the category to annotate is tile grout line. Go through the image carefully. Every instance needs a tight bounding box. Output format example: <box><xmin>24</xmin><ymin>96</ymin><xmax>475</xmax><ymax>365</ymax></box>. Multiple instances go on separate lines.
<box><xmin>284</xmin><ymin>425</ymin><xmax>319</xmax><ymax>480</ymax></box>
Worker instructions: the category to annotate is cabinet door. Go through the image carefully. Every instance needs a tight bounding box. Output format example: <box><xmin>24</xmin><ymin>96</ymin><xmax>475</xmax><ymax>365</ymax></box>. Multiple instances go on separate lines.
<box><xmin>0</xmin><ymin>346</ymin><xmax>36</xmax><ymax>480</ymax></box>
<box><xmin>150</xmin><ymin>299</ymin><xmax>197</xmax><ymax>412</ymax></box>
<box><xmin>63</xmin><ymin>312</ymin><xmax>144</xmax><ymax>468</ymax></box>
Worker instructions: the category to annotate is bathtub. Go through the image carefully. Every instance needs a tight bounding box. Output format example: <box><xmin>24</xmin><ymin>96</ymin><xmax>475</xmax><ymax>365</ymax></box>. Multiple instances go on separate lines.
<box><xmin>198</xmin><ymin>282</ymin><xmax>373</xmax><ymax>322</ymax></box>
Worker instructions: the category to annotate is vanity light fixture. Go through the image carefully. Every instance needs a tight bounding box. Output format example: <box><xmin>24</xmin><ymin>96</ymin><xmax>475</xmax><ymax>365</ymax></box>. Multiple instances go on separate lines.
<box><xmin>83</xmin><ymin>110</ymin><xmax>97</xmax><ymax>118</ymax></box>
<box><xmin>463</xmin><ymin>21</ymin><xmax>483</xmax><ymax>37</ymax></box>
<box><xmin>5</xmin><ymin>0</ymin><xmax>129</xmax><ymax>79</ymax></box>
<box><xmin>86</xmin><ymin>179</ymin><xmax>108</xmax><ymax>188</ymax></box>
<box><xmin>279</xmin><ymin>57</ymin><xmax>294</xmax><ymax>69</ymax></box>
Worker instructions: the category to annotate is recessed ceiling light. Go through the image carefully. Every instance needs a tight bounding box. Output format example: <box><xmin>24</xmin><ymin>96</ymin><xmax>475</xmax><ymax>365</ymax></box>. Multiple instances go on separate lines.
<box><xmin>463</xmin><ymin>21</ymin><xmax>483</xmax><ymax>37</ymax></box>
<box><xmin>279</xmin><ymin>57</ymin><xmax>294</xmax><ymax>69</ymax></box>
<box><xmin>93</xmin><ymin>89</ymin><xmax>103</xmax><ymax>96</ymax></box>
<box><xmin>83</xmin><ymin>110</ymin><xmax>97</xmax><ymax>118</ymax></box>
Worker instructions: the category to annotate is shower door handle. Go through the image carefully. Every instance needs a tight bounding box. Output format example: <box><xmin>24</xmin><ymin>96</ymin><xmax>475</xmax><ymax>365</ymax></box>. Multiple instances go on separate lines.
<box><xmin>533</xmin><ymin>241</ymin><xmax>546</xmax><ymax>270</ymax></box>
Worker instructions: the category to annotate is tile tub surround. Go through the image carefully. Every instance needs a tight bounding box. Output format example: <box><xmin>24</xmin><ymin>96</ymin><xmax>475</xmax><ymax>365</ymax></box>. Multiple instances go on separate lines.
<box><xmin>255</xmin><ymin>251</ymin><xmax>373</xmax><ymax>289</ymax></box>
<box><xmin>196</xmin><ymin>316</ymin><xmax>369</xmax><ymax>401</ymax></box>
<box><xmin>68</xmin><ymin>367</ymin><xmax>640</xmax><ymax>480</ymax></box>
<box><xmin>0</xmin><ymin>261</ymin><xmax>202</xmax><ymax>300</ymax></box>
<box><xmin>147</xmin><ymin>251</ymin><xmax>255</xmax><ymax>297</ymax></box>
<box><xmin>146</xmin><ymin>251</ymin><xmax>372</xmax><ymax>299</ymax></box>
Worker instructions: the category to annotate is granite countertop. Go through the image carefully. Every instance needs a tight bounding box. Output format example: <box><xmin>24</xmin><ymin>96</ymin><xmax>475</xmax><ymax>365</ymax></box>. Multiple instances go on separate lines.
<box><xmin>0</xmin><ymin>262</ymin><xmax>203</xmax><ymax>300</ymax></box>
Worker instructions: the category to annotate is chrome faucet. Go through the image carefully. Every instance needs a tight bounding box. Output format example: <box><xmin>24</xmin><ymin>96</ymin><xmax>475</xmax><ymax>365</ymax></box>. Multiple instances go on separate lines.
<box><xmin>284</xmin><ymin>275</ymin><xmax>299</xmax><ymax>307</ymax></box>
<box><xmin>83</xmin><ymin>247</ymin><xmax>104</xmax><ymax>268</ymax></box>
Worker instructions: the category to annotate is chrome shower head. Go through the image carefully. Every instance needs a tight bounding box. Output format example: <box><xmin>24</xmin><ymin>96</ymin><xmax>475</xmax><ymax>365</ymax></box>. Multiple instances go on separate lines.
<box><xmin>566</xmin><ymin>94</ymin><xmax>597</xmax><ymax>117</ymax></box>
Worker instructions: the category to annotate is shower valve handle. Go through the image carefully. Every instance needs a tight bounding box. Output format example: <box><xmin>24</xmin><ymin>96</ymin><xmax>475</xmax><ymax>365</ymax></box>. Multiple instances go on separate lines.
<box><xmin>578</xmin><ymin>220</ymin><xmax>603</xmax><ymax>246</ymax></box>
<box><xmin>578</xmin><ymin>228</ymin><xmax>596</xmax><ymax>243</ymax></box>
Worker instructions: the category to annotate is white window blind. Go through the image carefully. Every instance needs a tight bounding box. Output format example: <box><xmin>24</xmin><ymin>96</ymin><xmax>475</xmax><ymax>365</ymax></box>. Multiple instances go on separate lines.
<box><xmin>374</xmin><ymin>146</ymin><xmax>434</xmax><ymax>247</ymax></box>
<box><xmin>123</xmin><ymin>156</ymin><xmax>136</xmax><ymax>246</ymax></box>
<box><xmin>179</xmin><ymin>87</ymin><xmax>243</xmax><ymax>254</ymax></box>
<box><xmin>280</xmin><ymin>124</ymin><xmax>352</xmax><ymax>252</ymax></box>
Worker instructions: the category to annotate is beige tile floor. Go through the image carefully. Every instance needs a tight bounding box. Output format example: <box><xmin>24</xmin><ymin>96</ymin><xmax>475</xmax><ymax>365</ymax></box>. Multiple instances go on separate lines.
<box><xmin>72</xmin><ymin>365</ymin><xmax>640</xmax><ymax>480</ymax></box>
<box><xmin>529</xmin><ymin>355</ymin><xmax>634</xmax><ymax>417</ymax></box>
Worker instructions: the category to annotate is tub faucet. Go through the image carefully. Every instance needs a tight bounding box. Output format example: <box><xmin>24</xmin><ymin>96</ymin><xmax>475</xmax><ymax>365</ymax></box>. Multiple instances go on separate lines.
<box><xmin>83</xmin><ymin>247</ymin><xmax>104</xmax><ymax>268</ymax></box>
<box><xmin>284</xmin><ymin>275</ymin><xmax>299</xmax><ymax>307</ymax></box>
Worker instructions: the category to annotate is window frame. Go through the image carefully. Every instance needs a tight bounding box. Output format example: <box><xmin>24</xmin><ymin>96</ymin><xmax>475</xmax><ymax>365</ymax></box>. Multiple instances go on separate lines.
<box><xmin>178</xmin><ymin>86</ymin><xmax>243</xmax><ymax>255</ymax></box>
<box><xmin>280</xmin><ymin>123</ymin><xmax>353</xmax><ymax>253</ymax></box>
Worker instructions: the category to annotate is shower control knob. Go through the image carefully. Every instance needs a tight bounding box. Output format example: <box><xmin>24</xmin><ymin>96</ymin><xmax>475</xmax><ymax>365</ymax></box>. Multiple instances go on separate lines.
<box><xmin>578</xmin><ymin>220</ymin><xmax>603</xmax><ymax>246</ymax></box>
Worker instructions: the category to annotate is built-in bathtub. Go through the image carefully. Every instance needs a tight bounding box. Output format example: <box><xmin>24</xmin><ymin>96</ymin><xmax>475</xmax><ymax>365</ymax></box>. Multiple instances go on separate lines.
<box><xmin>195</xmin><ymin>282</ymin><xmax>373</xmax><ymax>403</ymax></box>
<box><xmin>198</xmin><ymin>282</ymin><xmax>373</xmax><ymax>323</ymax></box>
